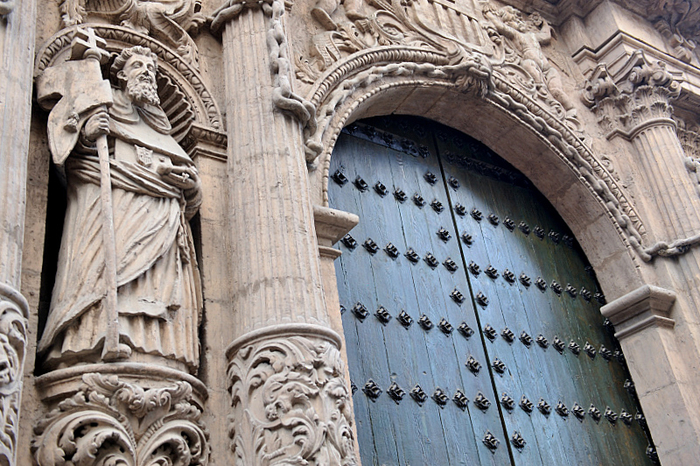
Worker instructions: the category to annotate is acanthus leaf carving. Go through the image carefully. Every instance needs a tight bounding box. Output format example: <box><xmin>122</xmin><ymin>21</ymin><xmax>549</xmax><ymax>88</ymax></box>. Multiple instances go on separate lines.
<box><xmin>583</xmin><ymin>49</ymin><xmax>681</xmax><ymax>140</ymax></box>
<box><xmin>227</xmin><ymin>334</ymin><xmax>357</xmax><ymax>466</ymax></box>
<box><xmin>0</xmin><ymin>284</ymin><xmax>28</xmax><ymax>466</ymax></box>
<box><xmin>33</xmin><ymin>373</ymin><xmax>210</xmax><ymax>466</ymax></box>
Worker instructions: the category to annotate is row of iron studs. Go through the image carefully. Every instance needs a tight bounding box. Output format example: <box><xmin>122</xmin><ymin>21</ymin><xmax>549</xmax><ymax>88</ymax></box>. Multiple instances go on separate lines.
<box><xmin>343</xmin><ymin>303</ymin><xmax>623</xmax><ymax>366</ymax></box>
<box><xmin>340</xmin><ymin>234</ymin><xmax>605</xmax><ymax>305</ymax></box>
<box><xmin>353</xmin><ymin>379</ymin><xmax>646</xmax><ymax>454</ymax></box>
<box><xmin>332</xmin><ymin>168</ymin><xmax>576</xmax><ymax>248</ymax></box>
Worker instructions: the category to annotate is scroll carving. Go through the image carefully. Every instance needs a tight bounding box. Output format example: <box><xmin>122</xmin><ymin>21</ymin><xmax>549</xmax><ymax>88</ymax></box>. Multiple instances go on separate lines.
<box><xmin>58</xmin><ymin>0</ymin><xmax>205</xmax><ymax>67</ymax></box>
<box><xmin>227</xmin><ymin>334</ymin><xmax>357</xmax><ymax>465</ymax></box>
<box><xmin>0</xmin><ymin>284</ymin><xmax>28</xmax><ymax>466</ymax></box>
<box><xmin>33</xmin><ymin>373</ymin><xmax>209</xmax><ymax>466</ymax></box>
<box><xmin>297</xmin><ymin>0</ymin><xmax>580</xmax><ymax>129</ymax></box>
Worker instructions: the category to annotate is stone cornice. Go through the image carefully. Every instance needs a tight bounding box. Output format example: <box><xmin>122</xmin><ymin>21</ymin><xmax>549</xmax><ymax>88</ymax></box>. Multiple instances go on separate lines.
<box><xmin>601</xmin><ymin>284</ymin><xmax>676</xmax><ymax>339</ymax></box>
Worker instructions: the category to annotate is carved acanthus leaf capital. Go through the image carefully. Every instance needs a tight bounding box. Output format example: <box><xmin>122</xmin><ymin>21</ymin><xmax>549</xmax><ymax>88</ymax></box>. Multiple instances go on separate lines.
<box><xmin>583</xmin><ymin>50</ymin><xmax>681</xmax><ymax>140</ymax></box>
<box><xmin>33</xmin><ymin>373</ymin><xmax>210</xmax><ymax>466</ymax></box>
<box><xmin>228</xmin><ymin>331</ymin><xmax>357</xmax><ymax>465</ymax></box>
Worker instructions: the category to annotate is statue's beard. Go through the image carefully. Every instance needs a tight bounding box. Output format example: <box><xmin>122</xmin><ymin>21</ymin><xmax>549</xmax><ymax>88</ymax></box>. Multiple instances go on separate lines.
<box><xmin>126</xmin><ymin>78</ymin><xmax>160</xmax><ymax>107</ymax></box>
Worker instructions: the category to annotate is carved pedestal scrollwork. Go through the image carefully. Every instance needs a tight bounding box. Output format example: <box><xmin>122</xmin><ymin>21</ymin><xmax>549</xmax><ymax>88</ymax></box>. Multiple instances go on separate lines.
<box><xmin>227</xmin><ymin>329</ymin><xmax>357</xmax><ymax>465</ymax></box>
<box><xmin>33</xmin><ymin>373</ymin><xmax>210</xmax><ymax>466</ymax></box>
<box><xmin>0</xmin><ymin>284</ymin><xmax>28</xmax><ymax>466</ymax></box>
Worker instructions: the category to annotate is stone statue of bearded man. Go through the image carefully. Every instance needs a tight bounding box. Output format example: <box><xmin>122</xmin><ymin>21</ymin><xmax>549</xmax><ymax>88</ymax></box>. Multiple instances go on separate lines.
<box><xmin>39</xmin><ymin>46</ymin><xmax>202</xmax><ymax>374</ymax></box>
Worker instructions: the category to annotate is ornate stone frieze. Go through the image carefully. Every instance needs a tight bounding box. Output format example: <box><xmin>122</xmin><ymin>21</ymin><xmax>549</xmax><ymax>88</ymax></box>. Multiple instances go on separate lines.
<box><xmin>57</xmin><ymin>0</ymin><xmax>205</xmax><ymax>66</ymax></box>
<box><xmin>0</xmin><ymin>284</ymin><xmax>28</xmax><ymax>466</ymax></box>
<box><xmin>613</xmin><ymin>0</ymin><xmax>700</xmax><ymax>63</ymax></box>
<box><xmin>296</xmin><ymin>0</ymin><xmax>581</xmax><ymax>134</ymax></box>
<box><xmin>227</xmin><ymin>328</ymin><xmax>357</xmax><ymax>465</ymax></box>
<box><xmin>33</xmin><ymin>373</ymin><xmax>210</xmax><ymax>466</ymax></box>
<box><xmin>582</xmin><ymin>49</ymin><xmax>681</xmax><ymax>140</ymax></box>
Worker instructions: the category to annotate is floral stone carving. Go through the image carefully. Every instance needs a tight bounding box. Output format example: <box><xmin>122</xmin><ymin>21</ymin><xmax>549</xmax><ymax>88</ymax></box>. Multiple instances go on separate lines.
<box><xmin>0</xmin><ymin>285</ymin><xmax>28</xmax><ymax>465</ymax></box>
<box><xmin>33</xmin><ymin>373</ymin><xmax>209</xmax><ymax>466</ymax></box>
<box><xmin>227</xmin><ymin>334</ymin><xmax>357</xmax><ymax>465</ymax></box>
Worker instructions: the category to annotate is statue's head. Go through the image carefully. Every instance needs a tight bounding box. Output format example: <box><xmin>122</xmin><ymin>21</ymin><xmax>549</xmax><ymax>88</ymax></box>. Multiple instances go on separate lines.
<box><xmin>501</xmin><ymin>6</ymin><xmax>526</xmax><ymax>32</ymax></box>
<box><xmin>111</xmin><ymin>46</ymin><xmax>160</xmax><ymax>106</ymax></box>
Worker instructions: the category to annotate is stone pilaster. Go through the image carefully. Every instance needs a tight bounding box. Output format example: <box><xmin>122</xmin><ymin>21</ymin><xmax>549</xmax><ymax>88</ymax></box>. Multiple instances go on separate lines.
<box><xmin>585</xmin><ymin>51</ymin><xmax>700</xmax><ymax>463</ymax></box>
<box><xmin>213</xmin><ymin>2</ymin><xmax>358</xmax><ymax>463</ymax></box>
<box><xmin>0</xmin><ymin>0</ymin><xmax>36</xmax><ymax>464</ymax></box>
<box><xmin>582</xmin><ymin>49</ymin><xmax>700</xmax><ymax>247</ymax></box>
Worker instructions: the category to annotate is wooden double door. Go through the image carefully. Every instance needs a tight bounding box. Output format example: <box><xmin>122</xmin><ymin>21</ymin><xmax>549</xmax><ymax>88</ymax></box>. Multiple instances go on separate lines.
<box><xmin>329</xmin><ymin>116</ymin><xmax>653</xmax><ymax>465</ymax></box>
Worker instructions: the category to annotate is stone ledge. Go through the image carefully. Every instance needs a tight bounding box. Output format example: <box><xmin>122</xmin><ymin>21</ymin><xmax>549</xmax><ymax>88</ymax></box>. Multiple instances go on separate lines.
<box><xmin>313</xmin><ymin>204</ymin><xmax>359</xmax><ymax>247</ymax></box>
<box><xmin>601</xmin><ymin>284</ymin><xmax>676</xmax><ymax>339</ymax></box>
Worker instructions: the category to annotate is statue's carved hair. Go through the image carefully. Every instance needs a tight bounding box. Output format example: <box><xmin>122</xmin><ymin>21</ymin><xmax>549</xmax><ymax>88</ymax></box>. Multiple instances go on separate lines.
<box><xmin>110</xmin><ymin>46</ymin><xmax>159</xmax><ymax>84</ymax></box>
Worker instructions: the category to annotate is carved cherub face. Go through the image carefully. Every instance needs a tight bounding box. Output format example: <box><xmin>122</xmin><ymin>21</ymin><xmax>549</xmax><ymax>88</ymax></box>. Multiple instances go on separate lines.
<box><xmin>119</xmin><ymin>53</ymin><xmax>160</xmax><ymax>106</ymax></box>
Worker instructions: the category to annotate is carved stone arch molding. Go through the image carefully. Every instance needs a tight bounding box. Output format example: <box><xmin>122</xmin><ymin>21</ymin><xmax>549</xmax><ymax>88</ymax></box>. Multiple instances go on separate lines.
<box><xmin>34</xmin><ymin>24</ymin><xmax>226</xmax><ymax>157</ymax></box>
<box><xmin>308</xmin><ymin>49</ymin><xmax>648</xmax><ymax>297</ymax></box>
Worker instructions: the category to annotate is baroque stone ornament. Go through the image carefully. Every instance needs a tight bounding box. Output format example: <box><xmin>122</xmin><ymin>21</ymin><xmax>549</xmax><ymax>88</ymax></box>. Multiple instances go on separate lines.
<box><xmin>33</xmin><ymin>373</ymin><xmax>209</xmax><ymax>466</ymax></box>
<box><xmin>227</xmin><ymin>332</ymin><xmax>358</xmax><ymax>465</ymax></box>
<box><xmin>36</xmin><ymin>34</ymin><xmax>203</xmax><ymax>371</ymax></box>
<box><xmin>57</xmin><ymin>0</ymin><xmax>206</xmax><ymax>66</ymax></box>
<box><xmin>0</xmin><ymin>284</ymin><xmax>28</xmax><ymax>466</ymax></box>
<box><xmin>582</xmin><ymin>49</ymin><xmax>681</xmax><ymax>140</ymax></box>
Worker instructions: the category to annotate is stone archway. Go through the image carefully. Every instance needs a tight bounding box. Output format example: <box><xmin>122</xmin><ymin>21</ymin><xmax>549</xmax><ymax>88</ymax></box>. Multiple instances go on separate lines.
<box><xmin>310</xmin><ymin>75</ymin><xmax>644</xmax><ymax>304</ymax></box>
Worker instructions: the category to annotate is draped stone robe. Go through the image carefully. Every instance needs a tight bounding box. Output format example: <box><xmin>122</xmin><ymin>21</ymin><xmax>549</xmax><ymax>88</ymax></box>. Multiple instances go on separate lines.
<box><xmin>38</xmin><ymin>89</ymin><xmax>202</xmax><ymax>373</ymax></box>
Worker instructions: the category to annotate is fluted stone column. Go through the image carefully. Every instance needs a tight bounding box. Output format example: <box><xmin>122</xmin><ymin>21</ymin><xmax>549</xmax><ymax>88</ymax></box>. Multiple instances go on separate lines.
<box><xmin>585</xmin><ymin>51</ymin><xmax>700</xmax><ymax>463</ymax></box>
<box><xmin>0</xmin><ymin>0</ymin><xmax>36</xmax><ymax>464</ymax></box>
<box><xmin>213</xmin><ymin>2</ymin><xmax>358</xmax><ymax>463</ymax></box>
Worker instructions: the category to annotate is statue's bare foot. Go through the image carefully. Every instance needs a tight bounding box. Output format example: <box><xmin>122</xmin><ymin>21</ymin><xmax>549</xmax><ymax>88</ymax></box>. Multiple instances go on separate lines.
<box><xmin>101</xmin><ymin>343</ymin><xmax>132</xmax><ymax>361</ymax></box>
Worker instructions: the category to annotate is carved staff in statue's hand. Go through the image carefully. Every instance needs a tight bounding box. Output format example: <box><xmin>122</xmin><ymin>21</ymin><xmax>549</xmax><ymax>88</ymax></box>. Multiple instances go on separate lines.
<box><xmin>36</xmin><ymin>28</ymin><xmax>131</xmax><ymax>361</ymax></box>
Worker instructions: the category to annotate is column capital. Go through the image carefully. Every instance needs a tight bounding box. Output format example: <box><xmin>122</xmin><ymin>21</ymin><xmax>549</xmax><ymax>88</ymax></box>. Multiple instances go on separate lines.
<box><xmin>582</xmin><ymin>50</ymin><xmax>681</xmax><ymax>140</ymax></box>
<box><xmin>601</xmin><ymin>284</ymin><xmax>676</xmax><ymax>340</ymax></box>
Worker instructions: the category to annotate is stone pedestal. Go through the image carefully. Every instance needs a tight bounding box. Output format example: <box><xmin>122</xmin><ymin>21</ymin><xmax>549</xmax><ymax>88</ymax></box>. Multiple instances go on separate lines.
<box><xmin>216</xmin><ymin>3</ymin><xmax>358</xmax><ymax>463</ymax></box>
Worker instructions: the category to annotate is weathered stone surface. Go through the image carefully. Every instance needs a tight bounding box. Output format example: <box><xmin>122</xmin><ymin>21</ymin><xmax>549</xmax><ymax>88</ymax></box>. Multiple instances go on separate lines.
<box><xmin>6</xmin><ymin>0</ymin><xmax>700</xmax><ymax>464</ymax></box>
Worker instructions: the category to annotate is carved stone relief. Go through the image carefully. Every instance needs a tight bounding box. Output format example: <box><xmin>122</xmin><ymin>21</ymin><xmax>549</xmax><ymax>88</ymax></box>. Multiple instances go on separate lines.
<box><xmin>227</xmin><ymin>333</ymin><xmax>357</xmax><ymax>465</ymax></box>
<box><xmin>35</xmin><ymin>34</ymin><xmax>203</xmax><ymax>372</ymax></box>
<box><xmin>0</xmin><ymin>285</ymin><xmax>28</xmax><ymax>466</ymax></box>
<box><xmin>582</xmin><ymin>49</ymin><xmax>681</xmax><ymax>140</ymax></box>
<box><xmin>33</xmin><ymin>373</ymin><xmax>209</xmax><ymax>466</ymax></box>
<box><xmin>295</xmin><ymin>0</ymin><xmax>580</xmax><ymax>130</ymax></box>
<box><xmin>58</xmin><ymin>0</ymin><xmax>205</xmax><ymax>66</ymax></box>
<box><xmin>617</xmin><ymin>0</ymin><xmax>700</xmax><ymax>63</ymax></box>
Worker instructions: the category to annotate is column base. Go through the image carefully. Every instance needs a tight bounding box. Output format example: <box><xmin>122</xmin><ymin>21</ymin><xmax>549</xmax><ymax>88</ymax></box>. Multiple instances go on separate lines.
<box><xmin>227</xmin><ymin>324</ymin><xmax>357</xmax><ymax>465</ymax></box>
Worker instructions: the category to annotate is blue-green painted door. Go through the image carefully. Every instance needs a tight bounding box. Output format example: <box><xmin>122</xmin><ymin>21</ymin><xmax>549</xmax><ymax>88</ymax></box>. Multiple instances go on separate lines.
<box><xmin>329</xmin><ymin>116</ymin><xmax>653</xmax><ymax>465</ymax></box>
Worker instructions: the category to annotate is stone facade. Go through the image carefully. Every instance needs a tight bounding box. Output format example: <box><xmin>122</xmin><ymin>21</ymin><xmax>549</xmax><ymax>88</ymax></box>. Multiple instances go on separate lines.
<box><xmin>0</xmin><ymin>0</ymin><xmax>699</xmax><ymax>464</ymax></box>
